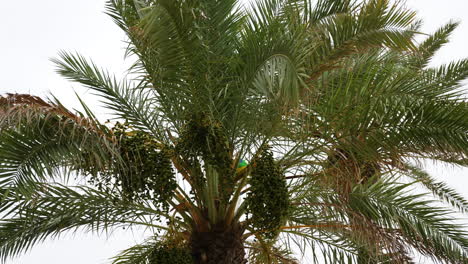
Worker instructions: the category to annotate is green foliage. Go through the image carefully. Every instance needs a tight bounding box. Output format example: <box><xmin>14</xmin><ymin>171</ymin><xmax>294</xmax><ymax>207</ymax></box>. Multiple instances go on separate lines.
<box><xmin>111</xmin><ymin>238</ymin><xmax>194</xmax><ymax>264</ymax></box>
<box><xmin>247</xmin><ymin>147</ymin><xmax>290</xmax><ymax>239</ymax></box>
<box><xmin>2</xmin><ymin>0</ymin><xmax>468</xmax><ymax>263</ymax></box>
<box><xmin>0</xmin><ymin>94</ymin><xmax>116</xmax><ymax>191</ymax></box>
<box><xmin>247</xmin><ymin>239</ymin><xmax>298</xmax><ymax>264</ymax></box>
<box><xmin>0</xmin><ymin>184</ymin><xmax>161</xmax><ymax>262</ymax></box>
<box><xmin>348</xmin><ymin>178</ymin><xmax>468</xmax><ymax>263</ymax></box>
<box><xmin>150</xmin><ymin>245</ymin><xmax>194</xmax><ymax>264</ymax></box>
<box><xmin>88</xmin><ymin>122</ymin><xmax>177</xmax><ymax>209</ymax></box>
<box><xmin>176</xmin><ymin>114</ymin><xmax>233</xmax><ymax>192</ymax></box>
<box><xmin>404</xmin><ymin>164</ymin><xmax>468</xmax><ymax>213</ymax></box>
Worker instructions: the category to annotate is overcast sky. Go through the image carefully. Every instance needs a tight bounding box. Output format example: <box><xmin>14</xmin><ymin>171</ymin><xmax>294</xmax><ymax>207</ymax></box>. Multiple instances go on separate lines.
<box><xmin>1</xmin><ymin>1</ymin><xmax>468</xmax><ymax>263</ymax></box>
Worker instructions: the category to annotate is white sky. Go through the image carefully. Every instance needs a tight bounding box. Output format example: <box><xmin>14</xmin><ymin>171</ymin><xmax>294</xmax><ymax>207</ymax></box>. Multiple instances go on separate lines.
<box><xmin>1</xmin><ymin>0</ymin><xmax>468</xmax><ymax>263</ymax></box>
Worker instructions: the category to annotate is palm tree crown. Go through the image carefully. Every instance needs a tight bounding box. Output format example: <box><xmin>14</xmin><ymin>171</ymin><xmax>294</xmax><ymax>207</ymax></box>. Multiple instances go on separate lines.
<box><xmin>1</xmin><ymin>0</ymin><xmax>468</xmax><ymax>263</ymax></box>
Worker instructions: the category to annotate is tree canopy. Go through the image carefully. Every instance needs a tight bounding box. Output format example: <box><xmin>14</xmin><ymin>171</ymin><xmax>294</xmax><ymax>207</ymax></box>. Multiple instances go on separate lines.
<box><xmin>1</xmin><ymin>0</ymin><xmax>468</xmax><ymax>263</ymax></box>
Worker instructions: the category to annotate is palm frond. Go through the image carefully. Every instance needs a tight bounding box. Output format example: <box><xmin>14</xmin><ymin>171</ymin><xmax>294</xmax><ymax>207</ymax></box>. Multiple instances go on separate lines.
<box><xmin>404</xmin><ymin>164</ymin><xmax>468</xmax><ymax>214</ymax></box>
<box><xmin>246</xmin><ymin>239</ymin><xmax>299</xmax><ymax>264</ymax></box>
<box><xmin>0</xmin><ymin>184</ymin><xmax>163</xmax><ymax>262</ymax></box>
<box><xmin>0</xmin><ymin>94</ymin><xmax>117</xmax><ymax>191</ymax></box>
<box><xmin>349</xmin><ymin>179</ymin><xmax>468</xmax><ymax>263</ymax></box>
<box><xmin>112</xmin><ymin>237</ymin><xmax>158</xmax><ymax>264</ymax></box>
<box><xmin>410</xmin><ymin>21</ymin><xmax>460</xmax><ymax>68</ymax></box>
<box><xmin>305</xmin><ymin>0</ymin><xmax>417</xmax><ymax>80</ymax></box>
<box><xmin>52</xmin><ymin>52</ymin><xmax>168</xmax><ymax>140</ymax></box>
<box><xmin>304</xmin><ymin>0</ymin><xmax>357</xmax><ymax>24</ymax></box>
<box><xmin>2</xmin><ymin>1</ymin><xmax>468</xmax><ymax>263</ymax></box>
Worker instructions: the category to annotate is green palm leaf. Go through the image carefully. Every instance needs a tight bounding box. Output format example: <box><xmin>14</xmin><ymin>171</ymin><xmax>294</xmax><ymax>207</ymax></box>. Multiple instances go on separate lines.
<box><xmin>2</xmin><ymin>1</ymin><xmax>468</xmax><ymax>263</ymax></box>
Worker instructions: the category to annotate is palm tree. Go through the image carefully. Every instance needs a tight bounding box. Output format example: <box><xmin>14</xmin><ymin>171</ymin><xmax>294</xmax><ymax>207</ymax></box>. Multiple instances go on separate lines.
<box><xmin>1</xmin><ymin>0</ymin><xmax>468</xmax><ymax>263</ymax></box>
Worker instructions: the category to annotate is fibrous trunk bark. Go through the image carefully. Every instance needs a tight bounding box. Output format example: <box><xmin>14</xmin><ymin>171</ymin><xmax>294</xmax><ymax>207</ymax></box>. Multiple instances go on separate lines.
<box><xmin>190</xmin><ymin>223</ymin><xmax>247</xmax><ymax>264</ymax></box>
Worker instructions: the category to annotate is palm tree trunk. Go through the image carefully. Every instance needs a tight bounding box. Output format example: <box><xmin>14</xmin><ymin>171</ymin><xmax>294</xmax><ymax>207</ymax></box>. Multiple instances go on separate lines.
<box><xmin>190</xmin><ymin>222</ymin><xmax>247</xmax><ymax>264</ymax></box>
